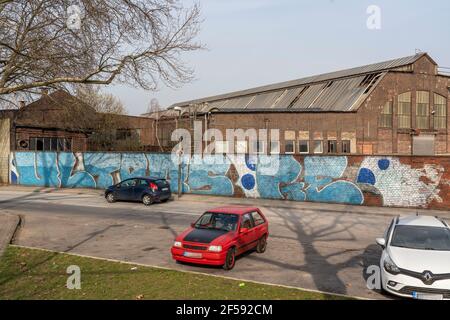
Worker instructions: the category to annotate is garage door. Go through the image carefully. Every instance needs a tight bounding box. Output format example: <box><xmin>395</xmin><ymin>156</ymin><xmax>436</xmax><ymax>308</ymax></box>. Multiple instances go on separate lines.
<box><xmin>413</xmin><ymin>135</ymin><xmax>435</xmax><ymax>156</ymax></box>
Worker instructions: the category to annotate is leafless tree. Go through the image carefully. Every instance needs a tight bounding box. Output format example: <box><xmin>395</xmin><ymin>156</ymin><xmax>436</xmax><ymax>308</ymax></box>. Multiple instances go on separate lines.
<box><xmin>0</xmin><ymin>0</ymin><xmax>202</xmax><ymax>106</ymax></box>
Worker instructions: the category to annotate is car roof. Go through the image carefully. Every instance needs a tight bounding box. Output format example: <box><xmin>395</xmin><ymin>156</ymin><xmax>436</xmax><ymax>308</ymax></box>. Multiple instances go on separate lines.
<box><xmin>397</xmin><ymin>215</ymin><xmax>448</xmax><ymax>228</ymax></box>
<box><xmin>125</xmin><ymin>177</ymin><xmax>165</xmax><ymax>181</ymax></box>
<box><xmin>207</xmin><ymin>206</ymin><xmax>260</xmax><ymax>215</ymax></box>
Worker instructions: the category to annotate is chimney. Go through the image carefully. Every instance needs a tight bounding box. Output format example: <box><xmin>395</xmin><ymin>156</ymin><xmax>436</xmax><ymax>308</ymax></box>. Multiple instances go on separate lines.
<box><xmin>19</xmin><ymin>100</ymin><xmax>26</xmax><ymax>109</ymax></box>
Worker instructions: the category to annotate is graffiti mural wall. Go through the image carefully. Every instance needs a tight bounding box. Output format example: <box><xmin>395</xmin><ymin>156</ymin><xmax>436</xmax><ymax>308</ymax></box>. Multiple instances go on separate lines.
<box><xmin>9</xmin><ymin>152</ymin><xmax>450</xmax><ymax>209</ymax></box>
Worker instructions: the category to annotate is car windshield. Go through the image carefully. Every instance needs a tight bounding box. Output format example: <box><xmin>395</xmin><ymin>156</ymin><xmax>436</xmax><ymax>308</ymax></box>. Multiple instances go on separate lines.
<box><xmin>390</xmin><ymin>225</ymin><xmax>450</xmax><ymax>251</ymax></box>
<box><xmin>194</xmin><ymin>212</ymin><xmax>239</xmax><ymax>232</ymax></box>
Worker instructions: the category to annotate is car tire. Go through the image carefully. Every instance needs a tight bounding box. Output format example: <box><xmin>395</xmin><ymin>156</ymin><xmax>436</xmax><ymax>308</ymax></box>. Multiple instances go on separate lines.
<box><xmin>106</xmin><ymin>192</ymin><xmax>116</xmax><ymax>203</ymax></box>
<box><xmin>223</xmin><ymin>248</ymin><xmax>236</xmax><ymax>271</ymax></box>
<box><xmin>256</xmin><ymin>235</ymin><xmax>267</xmax><ymax>253</ymax></box>
<box><xmin>142</xmin><ymin>194</ymin><xmax>154</xmax><ymax>206</ymax></box>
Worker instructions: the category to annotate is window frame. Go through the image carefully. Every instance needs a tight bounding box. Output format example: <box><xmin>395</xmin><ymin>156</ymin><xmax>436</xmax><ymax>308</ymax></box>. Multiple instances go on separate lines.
<box><xmin>341</xmin><ymin>140</ymin><xmax>351</xmax><ymax>154</ymax></box>
<box><xmin>313</xmin><ymin>140</ymin><xmax>323</xmax><ymax>154</ymax></box>
<box><xmin>327</xmin><ymin>140</ymin><xmax>337</xmax><ymax>154</ymax></box>
<box><xmin>379</xmin><ymin>101</ymin><xmax>393</xmax><ymax>128</ymax></box>
<box><xmin>250</xmin><ymin>211</ymin><xmax>266</xmax><ymax>226</ymax></box>
<box><xmin>416</xmin><ymin>91</ymin><xmax>430</xmax><ymax>130</ymax></box>
<box><xmin>298</xmin><ymin>140</ymin><xmax>309</xmax><ymax>154</ymax></box>
<box><xmin>285</xmin><ymin>140</ymin><xmax>295</xmax><ymax>154</ymax></box>
<box><xmin>240</xmin><ymin>213</ymin><xmax>255</xmax><ymax>230</ymax></box>
<box><xmin>398</xmin><ymin>92</ymin><xmax>412</xmax><ymax>129</ymax></box>
<box><xmin>270</xmin><ymin>141</ymin><xmax>280</xmax><ymax>154</ymax></box>
<box><xmin>433</xmin><ymin>93</ymin><xmax>447</xmax><ymax>130</ymax></box>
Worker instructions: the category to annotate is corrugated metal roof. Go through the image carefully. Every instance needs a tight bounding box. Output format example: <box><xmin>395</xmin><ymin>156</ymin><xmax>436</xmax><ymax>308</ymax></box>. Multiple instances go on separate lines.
<box><xmin>165</xmin><ymin>53</ymin><xmax>432</xmax><ymax>114</ymax></box>
<box><xmin>245</xmin><ymin>90</ymin><xmax>284</xmax><ymax>109</ymax></box>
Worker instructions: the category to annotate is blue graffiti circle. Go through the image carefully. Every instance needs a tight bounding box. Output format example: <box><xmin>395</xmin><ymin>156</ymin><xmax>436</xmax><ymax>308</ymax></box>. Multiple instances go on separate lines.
<box><xmin>378</xmin><ymin>159</ymin><xmax>390</xmax><ymax>171</ymax></box>
<box><xmin>245</xmin><ymin>154</ymin><xmax>256</xmax><ymax>171</ymax></box>
<box><xmin>357</xmin><ymin>168</ymin><xmax>376</xmax><ymax>185</ymax></box>
<box><xmin>241</xmin><ymin>174</ymin><xmax>256</xmax><ymax>190</ymax></box>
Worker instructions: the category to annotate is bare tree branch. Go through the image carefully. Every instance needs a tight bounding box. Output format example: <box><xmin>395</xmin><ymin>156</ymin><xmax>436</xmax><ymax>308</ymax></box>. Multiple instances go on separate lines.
<box><xmin>0</xmin><ymin>0</ymin><xmax>202</xmax><ymax>101</ymax></box>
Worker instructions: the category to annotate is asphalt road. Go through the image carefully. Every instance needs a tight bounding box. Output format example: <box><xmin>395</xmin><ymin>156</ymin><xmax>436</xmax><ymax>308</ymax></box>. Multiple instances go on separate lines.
<box><xmin>0</xmin><ymin>187</ymin><xmax>413</xmax><ymax>299</ymax></box>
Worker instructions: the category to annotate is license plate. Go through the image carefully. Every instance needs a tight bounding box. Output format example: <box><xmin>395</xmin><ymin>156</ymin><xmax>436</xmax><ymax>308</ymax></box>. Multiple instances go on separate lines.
<box><xmin>183</xmin><ymin>251</ymin><xmax>202</xmax><ymax>259</ymax></box>
<box><xmin>162</xmin><ymin>188</ymin><xmax>169</xmax><ymax>191</ymax></box>
<box><xmin>412</xmin><ymin>292</ymin><xmax>444</xmax><ymax>300</ymax></box>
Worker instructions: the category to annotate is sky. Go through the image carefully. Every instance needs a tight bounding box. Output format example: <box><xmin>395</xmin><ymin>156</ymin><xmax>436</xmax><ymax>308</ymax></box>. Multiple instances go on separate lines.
<box><xmin>106</xmin><ymin>0</ymin><xmax>450</xmax><ymax>115</ymax></box>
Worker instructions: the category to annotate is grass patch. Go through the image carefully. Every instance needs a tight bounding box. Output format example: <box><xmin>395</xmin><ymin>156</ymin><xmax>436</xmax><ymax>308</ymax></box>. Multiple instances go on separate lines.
<box><xmin>0</xmin><ymin>245</ymin><xmax>347</xmax><ymax>300</ymax></box>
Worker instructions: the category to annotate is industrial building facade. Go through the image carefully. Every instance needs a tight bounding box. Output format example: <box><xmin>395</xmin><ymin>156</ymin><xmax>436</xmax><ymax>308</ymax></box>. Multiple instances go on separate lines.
<box><xmin>147</xmin><ymin>53</ymin><xmax>450</xmax><ymax>156</ymax></box>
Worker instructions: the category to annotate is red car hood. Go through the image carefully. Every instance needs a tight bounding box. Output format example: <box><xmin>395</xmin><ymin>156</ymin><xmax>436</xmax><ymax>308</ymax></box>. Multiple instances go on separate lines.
<box><xmin>176</xmin><ymin>227</ymin><xmax>235</xmax><ymax>245</ymax></box>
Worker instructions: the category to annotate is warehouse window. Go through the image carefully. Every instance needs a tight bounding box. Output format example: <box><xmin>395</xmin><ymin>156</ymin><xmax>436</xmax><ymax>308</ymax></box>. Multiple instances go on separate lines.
<box><xmin>379</xmin><ymin>101</ymin><xmax>392</xmax><ymax>128</ymax></box>
<box><xmin>298</xmin><ymin>140</ymin><xmax>309</xmax><ymax>154</ymax></box>
<box><xmin>29</xmin><ymin>137</ymin><xmax>72</xmax><ymax>151</ymax></box>
<box><xmin>398</xmin><ymin>92</ymin><xmax>411</xmax><ymax>128</ymax></box>
<box><xmin>416</xmin><ymin>91</ymin><xmax>430</xmax><ymax>129</ymax></box>
<box><xmin>327</xmin><ymin>140</ymin><xmax>337</xmax><ymax>153</ymax></box>
<box><xmin>285</xmin><ymin>141</ymin><xmax>295</xmax><ymax>154</ymax></box>
<box><xmin>434</xmin><ymin>94</ymin><xmax>447</xmax><ymax>129</ymax></box>
<box><xmin>270</xmin><ymin>141</ymin><xmax>280</xmax><ymax>154</ymax></box>
<box><xmin>250</xmin><ymin>140</ymin><xmax>265</xmax><ymax>154</ymax></box>
<box><xmin>313</xmin><ymin>141</ymin><xmax>323</xmax><ymax>154</ymax></box>
<box><xmin>342</xmin><ymin>140</ymin><xmax>351</xmax><ymax>154</ymax></box>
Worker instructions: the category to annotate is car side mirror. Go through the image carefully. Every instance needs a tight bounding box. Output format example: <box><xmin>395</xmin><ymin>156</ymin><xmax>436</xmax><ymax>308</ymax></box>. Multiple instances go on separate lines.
<box><xmin>240</xmin><ymin>228</ymin><xmax>249</xmax><ymax>234</ymax></box>
<box><xmin>376</xmin><ymin>238</ymin><xmax>386</xmax><ymax>248</ymax></box>
<box><xmin>190</xmin><ymin>223</ymin><xmax>195</xmax><ymax>228</ymax></box>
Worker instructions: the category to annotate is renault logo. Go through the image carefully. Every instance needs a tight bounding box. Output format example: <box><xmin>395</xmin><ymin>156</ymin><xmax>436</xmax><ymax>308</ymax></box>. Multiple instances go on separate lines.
<box><xmin>422</xmin><ymin>271</ymin><xmax>434</xmax><ymax>284</ymax></box>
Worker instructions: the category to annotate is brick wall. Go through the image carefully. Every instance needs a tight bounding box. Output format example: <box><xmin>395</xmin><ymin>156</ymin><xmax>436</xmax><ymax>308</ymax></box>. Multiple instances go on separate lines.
<box><xmin>9</xmin><ymin>151</ymin><xmax>450</xmax><ymax>210</ymax></box>
<box><xmin>15</xmin><ymin>128</ymin><xmax>88</xmax><ymax>151</ymax></box>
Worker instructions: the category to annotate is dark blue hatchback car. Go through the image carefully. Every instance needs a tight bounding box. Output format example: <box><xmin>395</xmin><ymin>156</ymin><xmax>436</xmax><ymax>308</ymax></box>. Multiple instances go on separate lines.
<box><xmin>105</xmin><ymin>177</ymin><xmax>171</xmax><ymax>206</ymax></box>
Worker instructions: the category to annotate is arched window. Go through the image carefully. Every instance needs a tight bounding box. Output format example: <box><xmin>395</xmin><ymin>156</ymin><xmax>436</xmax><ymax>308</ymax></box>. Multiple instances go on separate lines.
<box><xmin>398</xmin><ymin>92</ymin><xmax>411</xmax><ymax>128</ymax></box>
<box><xmin>416</xmin><ymin>91</ymin><xmax>430</xmax><ymax>129</ymax></box>
<box><xmin>434</xmin><ymin>94</ymin><xmax>447</xmax><ymax>129</ymax></box>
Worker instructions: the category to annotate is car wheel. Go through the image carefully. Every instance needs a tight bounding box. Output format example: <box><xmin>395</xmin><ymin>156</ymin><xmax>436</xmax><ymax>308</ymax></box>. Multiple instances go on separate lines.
<box><xmin>256</xmin><ymin>235</ymin><xmax>267</xmax><ymax>253</ymax></box>
<box><xmin>223</xmin><ymin>248</ymin><xmax>236</xmax><ymax>270</ymax></box>
<box><xmin>142</xmin><ymin>194</ymin><xmax>154</xmax><ymax>206</ymax></box>
<box><xmin>106</xmin><ymin>192</ymin><xmax>116</xmax><ymax>203</ymax></box>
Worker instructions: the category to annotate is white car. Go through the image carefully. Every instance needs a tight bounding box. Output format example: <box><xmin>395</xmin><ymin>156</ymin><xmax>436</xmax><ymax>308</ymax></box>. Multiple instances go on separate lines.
<box><xmin>377</xmin><ymin>215</ymin><xmax>450</xmax><ymax>300</ymax></box>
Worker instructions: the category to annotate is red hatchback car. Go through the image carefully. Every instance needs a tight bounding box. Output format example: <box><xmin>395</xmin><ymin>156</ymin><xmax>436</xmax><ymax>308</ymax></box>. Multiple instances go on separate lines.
<box><xmin>171</xmin><ymin>206</ymin><xmax>269</xmax><ymax>270</ymax></box>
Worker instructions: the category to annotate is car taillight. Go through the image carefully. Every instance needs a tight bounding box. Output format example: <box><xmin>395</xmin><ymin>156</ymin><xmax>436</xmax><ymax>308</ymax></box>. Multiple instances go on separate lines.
<box><xmin>149</xmin><ymin>182</ymin><xmax>158</xmax><ymax>191</ymax></box>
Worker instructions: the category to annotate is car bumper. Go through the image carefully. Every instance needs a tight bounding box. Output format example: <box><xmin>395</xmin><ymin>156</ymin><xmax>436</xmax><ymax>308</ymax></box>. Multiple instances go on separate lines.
<box><xmin>171</xmin><ymin>247</ymin><xmax>227</xmax><ymax>266</ymax></box>
<box><xmin>381</xmin><ymin>267</ymin><xmax>450</xmax><ymax>300</ymax></box>
<box><xmin>155</xmin><ymin>192</ymin><xmax>171</xmax><ymax>201</ymax></box>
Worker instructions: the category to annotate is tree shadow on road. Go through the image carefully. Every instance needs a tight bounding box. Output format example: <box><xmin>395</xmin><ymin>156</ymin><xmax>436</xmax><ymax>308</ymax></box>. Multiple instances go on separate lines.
<box><xmin>246</xmin><ymin>208</ymin><xmax>377</xmax><ymax>296</ymax></box>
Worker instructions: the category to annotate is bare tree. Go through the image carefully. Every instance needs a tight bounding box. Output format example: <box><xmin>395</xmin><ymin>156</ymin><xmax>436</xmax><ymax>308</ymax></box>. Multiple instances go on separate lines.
<box><xmin>0</xmin><ymin>0</ymin><xmax>202</xmax><ymax>104</ymax></box>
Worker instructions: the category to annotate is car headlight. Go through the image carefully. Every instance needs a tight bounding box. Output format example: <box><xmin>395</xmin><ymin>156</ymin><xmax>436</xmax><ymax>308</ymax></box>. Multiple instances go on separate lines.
<box><xmin>383</xmin><ymin>254</ymin><xmax>400</xmax><ymax>275</ymax></box>
<box><xmin>208</xmin><ymin>245</ymin><xmax>222</xmax><ymax>252</ymax></box>
<box><xmin>173</xmin><ymin>241</ymin><xmax>182</xmax><ymax>248</ymax></box>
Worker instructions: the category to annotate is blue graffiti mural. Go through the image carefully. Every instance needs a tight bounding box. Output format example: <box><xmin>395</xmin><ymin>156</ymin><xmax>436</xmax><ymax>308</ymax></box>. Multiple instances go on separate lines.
<box><xmin>11</xmin><ymin>152</ymin><xmax>368</xmax><ymax>205</ymax></box>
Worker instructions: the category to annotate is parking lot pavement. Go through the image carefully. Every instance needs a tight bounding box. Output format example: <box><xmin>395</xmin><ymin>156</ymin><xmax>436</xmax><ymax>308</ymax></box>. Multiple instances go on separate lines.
<box><xmin>1</xmin><ymin>186</ymin><xmax>449</xmax><ymax>299</ymax></box>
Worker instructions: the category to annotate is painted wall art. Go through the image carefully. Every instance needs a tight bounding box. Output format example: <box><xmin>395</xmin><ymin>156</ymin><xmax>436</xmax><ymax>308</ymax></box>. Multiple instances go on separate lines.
<box><xmin>9</xmin><ymin>152</ymin><xmax>449</xmax><ymax>209</ymax></box>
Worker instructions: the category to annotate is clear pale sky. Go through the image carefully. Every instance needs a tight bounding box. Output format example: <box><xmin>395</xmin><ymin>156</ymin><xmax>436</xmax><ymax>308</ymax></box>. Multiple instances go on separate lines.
<box><xmin>106</xmin><ymin>0</ymin><xmax>450</xmax><ymax>115</ymax></box>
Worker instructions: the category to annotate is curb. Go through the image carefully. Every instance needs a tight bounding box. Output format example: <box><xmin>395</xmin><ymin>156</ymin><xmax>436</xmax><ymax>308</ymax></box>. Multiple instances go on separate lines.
<box><xmin>10</xmin><ymin>244</ymin><xmax>369</xmax><ymax>300</ymax></box>
<box><xmin>0</xmin><ymin>214</ymin><xmax>21</xmax><ymax>257</ymax></box>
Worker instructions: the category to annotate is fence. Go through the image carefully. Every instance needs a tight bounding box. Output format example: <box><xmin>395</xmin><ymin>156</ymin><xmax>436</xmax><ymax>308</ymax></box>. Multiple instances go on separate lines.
<box><xmin>8</xmin><ymin>151</ymin><xmax>450</xmax><ymax>210</ymax></box>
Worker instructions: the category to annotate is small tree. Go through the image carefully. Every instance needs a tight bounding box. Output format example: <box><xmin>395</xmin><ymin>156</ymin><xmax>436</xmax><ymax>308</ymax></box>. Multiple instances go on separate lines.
<box><xmin>74</xmin><ymin>85</ymin><xmax>141</xmax><ymax>151</ymax></box>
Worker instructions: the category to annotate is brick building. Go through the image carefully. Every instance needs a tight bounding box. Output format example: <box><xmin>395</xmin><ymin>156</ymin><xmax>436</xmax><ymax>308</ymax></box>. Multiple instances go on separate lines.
<box><xmin>146</xmin><ymin>53</ymin><xmax>450</xmax><ymax>156</ymax></box>
<box><xmin>0</xmin><ymin>90</ymin><xmax>156</xmax><ymax>153</ymax></box>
